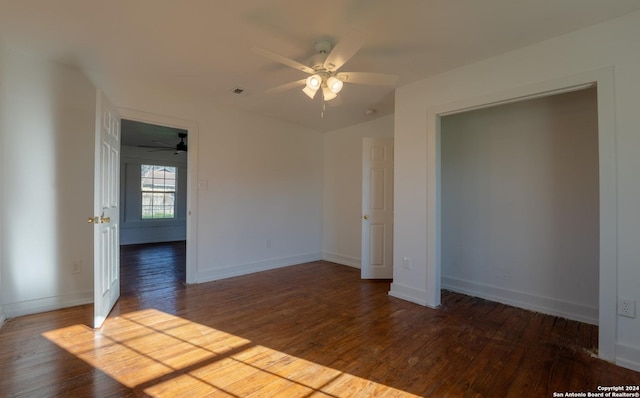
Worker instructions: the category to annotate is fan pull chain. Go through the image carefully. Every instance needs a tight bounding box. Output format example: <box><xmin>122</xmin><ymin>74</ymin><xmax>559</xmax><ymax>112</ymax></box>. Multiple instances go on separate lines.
<box><xmin>321</xmin><ymin>96</ymin><xmax>326</xmax><ymax>118</ymax></box>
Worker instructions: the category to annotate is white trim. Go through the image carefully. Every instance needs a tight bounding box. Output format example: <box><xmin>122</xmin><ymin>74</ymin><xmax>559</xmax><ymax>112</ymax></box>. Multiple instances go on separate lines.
<box><xmin>3</xmin><ymin>293</ymin><xmax>93</xmax><ymax>318</ymax></box>
<box><xmin>0</xmin><ymin>307</ymin><xmax>5</xmax><ymax>329</ymax></box>
<box><xmin>117</xmin><ymin>108</ymin><xmax>199</xmax><ymax>284</ymax></box>
<box><xmin>323</xmin><ymin>251</ymin><xmax>360</xmax><ymax>268</ymax></box>
<box><xmin>389</xmin><ymin>282</ymin><xmax>434</xmax><ymax>307</ymax></box>
<box><xmin>442</xmin><ymin>276</ymin><xmax>598</xmax><ymax>325</ymax></box>
<box><xmin>615</xmin><ymin>344</ymin><xmax>640</xmax><ymax>373</ymax></box>
<box><xmin>437</xmin><ymin>82</ymin><xmax>596</xmax><ymax>117</ymax></box>
<box><xmin>196</xmin><ymin>252</ymin><xmax>322</xmax><ymax>282</ymax></box>
<box><xmin>426</xmin><ymin>67</ymin><xmax>617</xmax><ymax>361</ymax></box>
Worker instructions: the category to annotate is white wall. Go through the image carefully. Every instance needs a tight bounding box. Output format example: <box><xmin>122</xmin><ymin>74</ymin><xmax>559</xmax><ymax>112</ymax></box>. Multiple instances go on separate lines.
<box><xmin>0</xmin><ymin>47</ymin><xmax>96</xmax><ymax>317</ymax></box>
<box><xmin>0</xmin><ymin>43</ymin><xmax>5</xmax><ymax>326</ymax></box>
<box><xmin>107</xmin><ymin>76</ymin><xmax>324</xmax><ymax>283</ymax></box>
<box><xmin>322</xmin><ymin>115</ymin><xmax>394</xmax><ymax>268</ymax></box>
<box><xmin>440</xmin><ymin>88</ymin><xmax>599</xmax><ymax>324</ymax></box>
<box><xmin>120</xmin><ymin>146</ymin><xmax>187</xmax><ymax>245</ymax></box>
<box><xmin>0</xmin><ymin>44</ymin><xmax>324</xmax><ymax>319</ymax></box>
<box><xmin>393</xmin><ymin>10</ymin><xmax>640</xmax><ymax>371</ymax></box>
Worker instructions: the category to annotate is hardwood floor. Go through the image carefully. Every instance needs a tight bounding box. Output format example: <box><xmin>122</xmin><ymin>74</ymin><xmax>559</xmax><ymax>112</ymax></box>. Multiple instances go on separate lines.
<box><xmin>1</xmin><ymin>242</ymin><xmax>639</xmax><ymax>397</ymax></box>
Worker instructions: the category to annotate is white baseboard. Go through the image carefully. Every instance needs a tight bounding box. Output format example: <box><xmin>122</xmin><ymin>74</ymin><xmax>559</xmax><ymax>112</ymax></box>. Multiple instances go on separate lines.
<box><xmin>0</xmin><ymin>306</ymin><xmax>5</xmax><ymax>329</ymax></box>
<box><xmin>322</xmin><ymin>251</ymin><xmax>360</xmax><ymax>269</ymax></box>
<box><xmin>3</xmin><ymin>292</ymin><xmax>93</xmax><ymax>319</ymax></box>
<box><xmin>616</xmin><ymin>343</ymin><xmax>640</xmax><ymax>372</ymax></box>
<box><xmin>442</xmin><ymin>275</ymin><xmax>598</xmax><ymax>325</ymax></box>
<box><xmin>388</xmin><ymin>282</ymin><xmax>435</xmax><ymax>308</ymax></box>
<box><xmin>196</xmin><ymin>252</ymin><xmax>322</xmax><ymax>283</ymax></box>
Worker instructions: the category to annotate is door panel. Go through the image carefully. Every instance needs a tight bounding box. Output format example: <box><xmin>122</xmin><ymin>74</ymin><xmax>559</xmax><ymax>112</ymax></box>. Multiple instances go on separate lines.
<box><xmin>361</xmin><ymin>138</ymin><xmax>394</xmax><ymax>279</ymax></box>
<box><xmin>93</xmin><ymin>90</ymin><xmax>120</xmax><ymax>328</ymax></box>
<box><xmin>369</xmin><ymin>223</ymin><xmax>385</xmax><ymax>266</ymax></box>
<box><xmin>370</xmin><ymin>168</ymin><xmax>386</xmax><ymax>209</ymax></box>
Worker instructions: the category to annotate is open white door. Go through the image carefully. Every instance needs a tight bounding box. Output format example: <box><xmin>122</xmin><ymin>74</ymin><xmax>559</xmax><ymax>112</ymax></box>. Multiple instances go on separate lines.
<box><xmin>92</xmin><ymin>90</ymin><xmax>121</xmax><ymax>328</ymax></box>
<box><xmin>361</xmin><ymin>138</ymin><xmax>394</xmax><ymax>279</ymax></box>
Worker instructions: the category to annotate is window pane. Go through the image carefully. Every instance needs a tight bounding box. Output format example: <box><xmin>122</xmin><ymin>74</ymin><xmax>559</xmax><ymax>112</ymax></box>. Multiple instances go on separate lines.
<box><xmin>141</xmin><ymin>177</ymin><xmax>153</xmax><ymax>190</ymax></box>
<box><xmin>141</xmin><ymin>206</ymin><xmax>153</xmax><ymax>219</ymax></box>
<box><xmin>153</xmin><ymin>165</ymin><xmax>164</xmax><ymax>176</ymax></box>
<box><xmin>163</xmin><ymin>178</ymin><xmax>176</xmax><ymax>191</ymax></box>
<box><xmin>141</xmin><ymin>165</ymin><xmax>153</xmax><ymax>177</ymax></box>
<box><xmin>164</xmin><ymin>206</ymin><xmax>174</xmax><ymax>218</ymax></box>
<box><xmin>152</xmin><ymin>193</ymin><xmax>164</xmax><ymax>205</ymax></box>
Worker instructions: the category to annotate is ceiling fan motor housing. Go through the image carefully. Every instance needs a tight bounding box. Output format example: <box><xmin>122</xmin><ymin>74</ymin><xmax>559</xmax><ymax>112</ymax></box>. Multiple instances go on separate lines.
<box><xmin>314</xmin><ymin>40</ymin><xmax>331</xmax><ymax>54</ymax></box>
<box><xmin>308</xmin><ymin>53</ymin><xmax>329</xmax><ymax>71</ymax></box>
<box><xmin>308</xmin><ymin>40</ymin><xmax>332</xmax><ymax>70</ymax></box>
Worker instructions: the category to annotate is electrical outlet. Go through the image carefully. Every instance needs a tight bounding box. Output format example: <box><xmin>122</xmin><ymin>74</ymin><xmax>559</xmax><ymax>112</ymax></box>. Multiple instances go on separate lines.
<box><xmin>72</xmin><ymin>261</ymin><xmax>81</xmax><ymax>274</ymax></box>
<box><xmin>617</xmin><ymin>298</ymin><xmax>636</xmax><ymax>318</ymax></box>
<box><xmin>402</xmin><ymin>256</ymin><xmax>411</xmax><ymax>270</ymax></box>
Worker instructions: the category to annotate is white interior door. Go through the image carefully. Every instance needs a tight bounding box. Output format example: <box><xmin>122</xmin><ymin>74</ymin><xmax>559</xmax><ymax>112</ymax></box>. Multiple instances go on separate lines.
<box><xmin>361</xmin><ymin>138</ymin><xmax>394</xmax><ymax>279</ymax></box>
<box><xmin>92</xmin><ymin>90</ymin><xmax>121</xmax><ymax>328</ymax></box>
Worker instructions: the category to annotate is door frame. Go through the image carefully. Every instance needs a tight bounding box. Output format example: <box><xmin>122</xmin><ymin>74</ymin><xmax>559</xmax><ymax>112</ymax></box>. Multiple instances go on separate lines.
<box><xmin>117</xmin><ymin>107</ymin><xmax>199</xmax><ymax>284</ymax></box>
<box><xmin>425</xmin><ymin>67</ymin><xmax>617</xmax><ymax>360</ymax></box>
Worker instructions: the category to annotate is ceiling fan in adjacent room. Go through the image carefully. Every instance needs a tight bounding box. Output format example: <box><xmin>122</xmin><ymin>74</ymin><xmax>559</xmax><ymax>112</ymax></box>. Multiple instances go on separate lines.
<box><xmin>139</xmin><ymin>132</ymin><xmax>188</xmax><ymax>154</ymax></box>
<box><xmin>252</xmin><ymin>32</ymin><xmax>398</xmax><ymax>103</ymax></box>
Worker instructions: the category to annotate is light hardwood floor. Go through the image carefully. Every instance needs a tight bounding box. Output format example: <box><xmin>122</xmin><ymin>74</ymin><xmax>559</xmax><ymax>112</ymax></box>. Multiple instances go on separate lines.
<box><xmin>1</xmin><ymin>241</ymin><xmax>639</xmax><ymax>397</ymax></box>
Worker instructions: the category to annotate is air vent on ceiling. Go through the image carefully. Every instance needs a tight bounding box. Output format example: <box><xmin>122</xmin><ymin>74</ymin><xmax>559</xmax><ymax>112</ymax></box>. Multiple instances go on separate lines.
<box><xmin>231</xmin><ymin>87</ymin><xmax>245</xmax><ymax>95</ymax></box>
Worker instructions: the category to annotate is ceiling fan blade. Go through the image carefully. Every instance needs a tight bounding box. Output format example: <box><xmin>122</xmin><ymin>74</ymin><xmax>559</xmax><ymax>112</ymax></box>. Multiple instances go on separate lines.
<box><xmin>147</xmin><ymin>148</ymin><xmax>175</xmax><ymax>152</ymax></box>
<box><xmin>336</xmin><ymin>71</ymin><xmax>398</xmax><ymax>86</ymax></box>
<box><xmin>138</xmin><ymin>145</ymin><xmax>173</xmax><ymax>149</ymax></box>
<box><xmin>323</xmin><ymin>30</ymin><xmax>365</xmax><ymax>72</ymax></box>
<box><xmin>252</xmin><ymin>47</ymin><xmax>315</xmax><ymax>74</ymax></box>
<box><xmin>264</xmin><ymin>79</ymin><xmax>307</xmax><ymax>94</ymax></box>
<box><xmin>151</xmin><ymin>140</ymin><xmax>176</xmax><ymax>148</ymax></box>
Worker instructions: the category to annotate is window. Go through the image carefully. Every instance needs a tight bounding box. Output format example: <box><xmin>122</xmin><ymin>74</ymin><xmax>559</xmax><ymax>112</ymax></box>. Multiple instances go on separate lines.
<box><xmin>141</xmin><ymin>165</ymin><xmax>176</xmax><ymax>219</ymax></box>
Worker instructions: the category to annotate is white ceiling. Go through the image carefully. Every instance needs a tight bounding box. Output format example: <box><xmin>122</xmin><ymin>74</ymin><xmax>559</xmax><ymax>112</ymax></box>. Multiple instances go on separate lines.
<box><xmin>2</xmin><ymin>0</ymin><xmax>640</xmax><ymax>133</ymax></box>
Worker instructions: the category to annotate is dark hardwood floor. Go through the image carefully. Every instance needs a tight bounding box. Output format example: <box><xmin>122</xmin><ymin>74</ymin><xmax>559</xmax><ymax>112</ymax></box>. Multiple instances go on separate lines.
<box><xmin>119</xmin><ymin>241</ymin><xmax>186</xmax><ymax>314</ymax></box>
<box><xmin>1</xmin><ymin>241</ymin><xmax>639</xmax><ymax>397</ymax></box>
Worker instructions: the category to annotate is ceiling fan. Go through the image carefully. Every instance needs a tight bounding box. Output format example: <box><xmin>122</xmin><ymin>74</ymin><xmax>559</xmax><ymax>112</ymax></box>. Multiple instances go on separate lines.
<box><xmin>138</xmin><ymin>133</ymin><xmax>187</xmax><ymax>154</ymax></box>
<box><xmin>252</xmin><ymin>32</ymin><xmax>398</xmax><ymax>102</ymax></box>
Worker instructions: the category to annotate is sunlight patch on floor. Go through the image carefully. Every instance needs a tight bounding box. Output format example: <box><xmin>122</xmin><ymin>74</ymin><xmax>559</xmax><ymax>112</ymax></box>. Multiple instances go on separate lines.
<box><xmin>43</xmin><ymin>309</ymin><xmax>419</xmax><ymax>397</ymax></box>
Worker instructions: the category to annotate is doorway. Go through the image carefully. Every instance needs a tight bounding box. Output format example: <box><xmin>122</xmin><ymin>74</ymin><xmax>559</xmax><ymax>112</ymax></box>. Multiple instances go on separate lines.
<box><xmin>425</xmin><ymin>69</ymin><xmax>617</xmax><ymax>360</ymax></box>
<box><xmin>440</xmin><ymin>88</ymin><xmax>599</xmax><ymax>325</ymax></box>
<box><xmin>117</xmin><ymin>109</ymin><xmax>198</xmax><ymax>285</ymax></box>
<box><xmin>120</xmin><ymin>119</ymin><xmax>188</xmax><ymax>284</ymax></box>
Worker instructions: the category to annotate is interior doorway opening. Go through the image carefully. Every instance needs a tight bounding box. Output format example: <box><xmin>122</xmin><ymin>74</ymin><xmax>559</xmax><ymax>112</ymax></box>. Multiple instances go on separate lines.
<box><xmin>426</xmin><ymin>69</ymin><xmax>617</xmax><ymax>361</ymax></box>
<box><xmin>116</xmin><ymin>109</ymin><xmax>198</xmax><ymax>287</ymax></box>
<box><xmin>120</xmin><ymin>119</ymin><xmax>188</xmax><ymax>285</ymax></box>
<box><xmin>439</xmin><ymin>88</ymin><xmax>599</xmax><ymax>327</ymax></box>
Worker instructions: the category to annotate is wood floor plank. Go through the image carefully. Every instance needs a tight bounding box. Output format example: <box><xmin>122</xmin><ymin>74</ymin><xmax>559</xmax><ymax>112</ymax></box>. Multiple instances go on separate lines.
<box><xmin>1</xmin><ymin>241</ymin><xmax>639</xmax><ymax>397</ymax></box>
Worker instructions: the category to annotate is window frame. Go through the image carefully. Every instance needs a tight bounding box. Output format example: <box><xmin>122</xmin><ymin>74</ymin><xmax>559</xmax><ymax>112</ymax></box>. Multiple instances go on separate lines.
<box><xmin>140</xmin><ymin>164</ymin><xmax>177</xmax><ymax>220</ymax></box>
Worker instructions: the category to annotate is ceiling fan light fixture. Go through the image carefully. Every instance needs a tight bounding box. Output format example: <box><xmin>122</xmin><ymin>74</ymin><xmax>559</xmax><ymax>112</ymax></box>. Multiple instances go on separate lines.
<box><xmin>322</xmin><ymin>86</ymin><xmax>338</xmax><ymax>101</ymax></box>
<box><xmin>306</xmin><ymin>74</ymin><xmax>322</xmax><ymax>90</ymax></box>
<box><xmin>327</xmin><ymin>76</ymin><xmax>343</xmax><ymax>93</ymax></box>
<box><xmin>302</xmin><ymin>85</ymin><xmax>318</xmax><ymax>99</ymax></box>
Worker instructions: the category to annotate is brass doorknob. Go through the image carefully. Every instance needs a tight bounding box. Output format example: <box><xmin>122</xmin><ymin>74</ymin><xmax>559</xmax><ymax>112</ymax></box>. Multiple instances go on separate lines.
<box><xmin>88</xmin><ymin>216</ymin><xmax>99</xmax><ymax>224</ymax></box>
<box><xmin>100</xmin><ymin>216</ymin><xmax>111</xmax><ymax>224</ymax></box>
<box><xmin>363</xmin><ymin>214</ymin><xmax>369</xmax><ymax>220</ymax></box>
